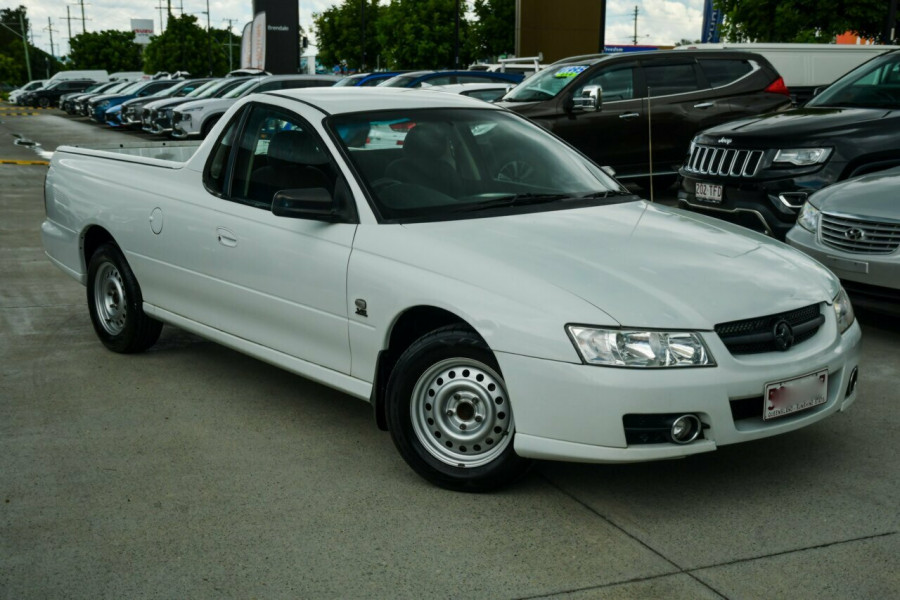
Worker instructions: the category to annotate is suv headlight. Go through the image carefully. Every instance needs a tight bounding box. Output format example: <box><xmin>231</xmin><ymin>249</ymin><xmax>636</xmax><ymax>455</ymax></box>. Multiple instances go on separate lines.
<box><xmin>181</xmin><ymin>106</ymin><xmax>204</xmax><ymax>112</ymax></box>
<box><xmin>98</xmin><ymin>100</ymin><xmax>110</xmax><ymax>109</ymax></box>
<box><xmin>796</xmin><ymin>201</ymin><xmax>821</xmax><ymax>232</ymax></box>
<box><xmin>833</xmin><ymin>288</ymin><xmax>855</xmax><ymax>334</ymax></box>
<box><xmin>774</xmin><ymin>148</ymin><xmax>831</xmax><ymax>166</ymax></box>
<box><xmin>566</xmin><ymin>326</ymin><xmax>715</xmax><ymax>368</ymax></box>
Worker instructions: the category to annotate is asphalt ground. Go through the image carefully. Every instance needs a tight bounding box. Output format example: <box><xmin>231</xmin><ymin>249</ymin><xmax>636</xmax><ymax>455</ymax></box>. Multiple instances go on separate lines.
<box><xmin>1</xmin><ymin>105</ymin><xmax>899</xmax><ymax>599</ymax></box>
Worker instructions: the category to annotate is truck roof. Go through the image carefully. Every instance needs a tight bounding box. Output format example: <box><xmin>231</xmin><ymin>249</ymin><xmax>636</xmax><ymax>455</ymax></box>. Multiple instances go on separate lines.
<box><xmin>260</xmin><ymin>86</ymin><xmax>505</xmax><ymax>115</ymax></box>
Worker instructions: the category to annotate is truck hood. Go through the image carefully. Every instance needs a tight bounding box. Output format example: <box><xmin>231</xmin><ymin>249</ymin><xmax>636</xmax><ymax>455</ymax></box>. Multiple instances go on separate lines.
<box><xmin>699</xmin><ymin>107</ymin><xmax>898</xmax><ymax>143</ymax></box>
<box><xmin>384</xmin><ymin>202</ymin><xmax>838</xmax><ymax>329</ymax></box>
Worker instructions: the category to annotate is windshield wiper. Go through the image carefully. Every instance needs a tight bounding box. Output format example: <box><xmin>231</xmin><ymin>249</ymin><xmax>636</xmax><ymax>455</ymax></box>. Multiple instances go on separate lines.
<box><xmin>453</xmin><ymin>193</ymin><xmax>572</xmax><ymax>212</ymax></box>
<box><xmin>578</xmin><ymin>190</ymin><xmax>637</xmax><ymax>199</ymax></box>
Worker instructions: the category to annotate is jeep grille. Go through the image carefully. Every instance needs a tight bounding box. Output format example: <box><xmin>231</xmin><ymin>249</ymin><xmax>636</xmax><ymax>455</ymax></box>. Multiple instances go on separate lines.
<box><xmin>685</xmin><ymin>145</ymin><xmax>764</xmax><ymax>177</ymax></box>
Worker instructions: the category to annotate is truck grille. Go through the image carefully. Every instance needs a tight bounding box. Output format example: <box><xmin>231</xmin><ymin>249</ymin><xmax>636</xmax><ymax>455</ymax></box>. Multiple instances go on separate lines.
<box><xmin>685</xmin><ymin>144</ymin><xmax>764</xmax><ymax>177</ymax></box>
<box><xmin>821</xmin><ymin>212</ymin><xmax>900</xmax><ymax>254</ymax></box>
<box><xmin>715</xmin><ymin>304</ymin><xmax>824</xmax><ymax>355</ymax></box>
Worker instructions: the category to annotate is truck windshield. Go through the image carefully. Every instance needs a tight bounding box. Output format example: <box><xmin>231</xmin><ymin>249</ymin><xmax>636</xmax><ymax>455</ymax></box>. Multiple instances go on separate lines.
<box><xmin>807</xmin><ymin>51</ymin><xmax>900</xmax><ymax>109</ymax></box>
<box><xmin>502</xmin><ymin>64</ymin><xmax>590</xmax><ymax>102</ymax></box>
<box><xmin>329</xmin><ymin>107</ymin><xmax>630</xmax><ymax>222</ymax></box>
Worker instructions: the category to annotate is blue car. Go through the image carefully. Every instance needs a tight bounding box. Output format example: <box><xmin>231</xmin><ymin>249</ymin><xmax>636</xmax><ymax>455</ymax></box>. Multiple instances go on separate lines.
<box><xmin>377</xmin><ymin>70</ymin><xmax>523</xmax><ymax>88</ymax></box>
<box><xmin>88</xmin><ymin>79</ymin><xmax>178</xmax><ymax>123</ymax></box>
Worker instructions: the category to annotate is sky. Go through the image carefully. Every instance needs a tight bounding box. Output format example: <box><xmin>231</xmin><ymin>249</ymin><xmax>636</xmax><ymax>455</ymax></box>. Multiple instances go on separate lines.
<box><xmin>11</xmin><ymin>0</ymin><xmax>708</xmax><ymax>58</ymax></box>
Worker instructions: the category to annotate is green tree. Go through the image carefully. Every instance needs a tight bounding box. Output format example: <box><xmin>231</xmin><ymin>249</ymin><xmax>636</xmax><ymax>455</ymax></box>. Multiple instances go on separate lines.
<box><xmin>375</xmin><ymin>0</ymin><xmax>471</xmax><ymax>69</ymax></box>
<box><xmin>716</xmin><ymin>0</ymin><xmax>890</xmax><ymax>43</ymax></box>
<box><xmin>0</xmin><ymin>5</ymin><xmax>35</xmax><ymax>84</ymax></box>
<box><xmin>467</xmin><ymin>0</ymin><xmax>514</xmax><ymax>62</ymax></box>
<box><xmin>314</xmin><ymin>0</ymin><xmax>383</xmax><ymax>71</ymax></box>
<box><xmin>143</xmin><ymin>14</ymin><xmax>231</xmax><ymax>76</ymax></box>
<box><xmin>68</xmin><ymin>30</ymin><xmax>143</xmax><ymax>72</ymax></box>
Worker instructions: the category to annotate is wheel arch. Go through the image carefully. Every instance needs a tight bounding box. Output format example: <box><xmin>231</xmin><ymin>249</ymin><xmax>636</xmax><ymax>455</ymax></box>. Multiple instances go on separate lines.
<box><xmin>81</xmin><ymin>225</ymin><xmax>117</xmax><ymax>274</ymax></box>
<box><xmin>372</xmin><ymin>305</ymin><xmax>484</xmax><ymax>431</ymax></box>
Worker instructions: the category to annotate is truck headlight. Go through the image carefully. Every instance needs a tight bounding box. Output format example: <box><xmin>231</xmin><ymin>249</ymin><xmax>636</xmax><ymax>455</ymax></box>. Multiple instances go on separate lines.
<box><xmin>796</xmin><ymin>201</ymin><xmax>821</xmax><ymax>232</ymax></box>
<box><xmin>566</xmin><ymin>326</ymin><xmax>715</xmax><ymax>368</ymax></box>
<box><xmin>773</xmin><ymin>148</ymin><xmax>831</xmax><ymax>166</ymax></box>
<box><xmin>832</xmin><ymin>288</ymin><xmax>855</xmax><ymax>334</ymax></box>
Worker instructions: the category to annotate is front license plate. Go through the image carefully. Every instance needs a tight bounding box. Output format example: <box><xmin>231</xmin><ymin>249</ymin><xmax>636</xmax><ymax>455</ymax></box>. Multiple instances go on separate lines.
<box><xmin>763</xmin><ymin>369</ymin><xmax>828</xmax><ymax>421</ymax></box>
<box><xmin>695</xmin><ymin>182</ymin><xmax>723</xmax><ymax>204</ymax></box>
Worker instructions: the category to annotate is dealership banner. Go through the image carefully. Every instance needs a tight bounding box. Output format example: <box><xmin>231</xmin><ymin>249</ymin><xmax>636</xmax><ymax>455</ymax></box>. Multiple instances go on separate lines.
<box><xmin>702</xmin><ymin>0</ymin><xmax>721</xmax><ymax>43</ymax></box>
<box><xmin>251</xmin><ymin>12</ymin><xmax>267</xmax><ymax>70</ymax></box>
<box><xmin>240</xmin><ymin>21</ymin><xmax>253</xmax><ymax>68</ymax></box>
<box><xmin>131</xmin><ymin>19</ymin><xmax>154</xmax><ymax>45</ymax></box>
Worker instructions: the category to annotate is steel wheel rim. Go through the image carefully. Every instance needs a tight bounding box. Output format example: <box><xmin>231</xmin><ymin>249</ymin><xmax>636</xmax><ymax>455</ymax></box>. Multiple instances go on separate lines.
<box><xmin>411</xmin><ymin>357</ymin><xmax>514</xmax><ymax>468</ymax></box>
<box><xmin>93</xmin><ymin>262</ymin><xmax>127</xmax><ymax>335</ymax></box>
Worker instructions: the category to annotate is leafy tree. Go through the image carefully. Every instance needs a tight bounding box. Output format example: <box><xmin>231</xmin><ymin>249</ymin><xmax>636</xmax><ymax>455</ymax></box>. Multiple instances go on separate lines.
<box><xmin>143</xmin><ymin>14</ymin><xmax>231</xmax><ymax>76</ymax></box>
<box><xmin>375</xmin><ymin>0</ymin><xmax>472</xmax><ymax>69</ymax></box>
<box><xmin>716</xmin><ymin>0</ymin><xmax>891</xmax><ymax>43</ymax></box>
<box><xmin>467</xmin><ymin>0</ymin><xmax>514</xmax><ymax>62</ymax></box>
<box><xmin>314</xmin><ymin>0</ymin><xmax>383</xmax><ymax>71</ymax></box>
<box><xmin>1</xmin><ymin>6</ymin><xmax>64</xmax><ymax>84</ymax></box>
<box><xmin>68</xmin><ymin>30</ymin><xmax>143</xmax><ymax>72</ymax></box>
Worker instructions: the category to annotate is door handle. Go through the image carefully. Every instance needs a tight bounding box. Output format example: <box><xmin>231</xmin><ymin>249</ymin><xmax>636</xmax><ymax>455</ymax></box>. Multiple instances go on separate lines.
<box><xmin>619</xmin><ymin>112</ymin><xmax>640</xmax><ymax>119</ymax></box>
<box><xmin>693</xmin><ymin>102</ymin><xmax>714</xmax><ymax>109</ymax></box>
<box><xmin>216</xmin><ymin>227</ymin><xmax>237</xmax><ymax>247</ymax></box>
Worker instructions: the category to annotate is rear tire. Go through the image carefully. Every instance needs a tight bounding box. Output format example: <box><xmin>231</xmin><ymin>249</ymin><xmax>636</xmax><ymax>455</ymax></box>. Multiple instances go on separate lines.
<box><xmin>386</xmin><ymin>325</ymin><xmax>531</xmax><ymax>492</ymax></box>
<box><xmin>86</xmin><ymin>243</ymin><xmax>162</xmax><ymax>353</ymax></box>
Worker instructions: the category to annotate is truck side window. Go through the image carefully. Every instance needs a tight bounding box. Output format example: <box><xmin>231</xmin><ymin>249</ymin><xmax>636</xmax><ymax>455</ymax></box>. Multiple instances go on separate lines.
<box><xmin>203</xmin><ymin>108</ymin><xmax>244</xmax><ymax>197</ymax></box>
<box><xmin>229</xmin><ymin>105</ymin><xmax>337</xmax><ymax>209</ymax></box>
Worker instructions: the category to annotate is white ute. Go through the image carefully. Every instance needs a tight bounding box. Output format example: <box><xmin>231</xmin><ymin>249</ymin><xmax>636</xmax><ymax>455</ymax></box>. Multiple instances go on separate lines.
<box><xmin>42</xmin><ymin>88</ymin><xmax>862</xmax><ymax>491</ymax></box>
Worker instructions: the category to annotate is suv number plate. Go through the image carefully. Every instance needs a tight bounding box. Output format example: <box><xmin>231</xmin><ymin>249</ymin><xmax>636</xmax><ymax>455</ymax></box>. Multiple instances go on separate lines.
<box><xmin>695</xmin><ymin>182</ymin><xmax>723</xmax><ymax>204</ymax></box>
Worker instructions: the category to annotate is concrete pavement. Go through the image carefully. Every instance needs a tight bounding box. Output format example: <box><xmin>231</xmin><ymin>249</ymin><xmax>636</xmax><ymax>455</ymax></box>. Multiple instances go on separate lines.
<box><xmin>1</xmin><ymin>107</ymin><xmax>898</xmax><ymax>599</ymax></box>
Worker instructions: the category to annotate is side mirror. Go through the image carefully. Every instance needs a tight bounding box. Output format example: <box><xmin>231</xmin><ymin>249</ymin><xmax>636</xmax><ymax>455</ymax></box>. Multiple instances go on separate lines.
<box><xmin>272</xmin><ymin>187</ymin><xmax>345</xmax><ymax>222</ymax></box>
<box><xmin>572</xmin><ymin>85</ymin><xmax>601</xmax><ymax>112</ymax></box>
<box><xmin>812</xmin><ymin>85</ymin><xmax>828</xmax><ymax>97</ymax></box>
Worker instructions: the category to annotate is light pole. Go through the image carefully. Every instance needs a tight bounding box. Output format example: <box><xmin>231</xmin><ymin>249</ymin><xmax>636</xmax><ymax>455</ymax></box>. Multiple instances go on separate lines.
<box><xmin>206</xmin><ymin>0</ymin><xmax>212</xmax><ymax>75</ymax></box>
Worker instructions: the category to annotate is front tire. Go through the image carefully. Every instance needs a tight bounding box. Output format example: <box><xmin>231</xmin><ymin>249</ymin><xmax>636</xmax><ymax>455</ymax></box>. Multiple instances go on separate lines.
<box><xmin>87</xmin><ymin>243</ymin><xmax>162</xmax><ymax>353</ymax></box>
<box><xmin>386</xmin><ymin>325</ymin><xmax>531</xmax><ymax>491</ymax></box>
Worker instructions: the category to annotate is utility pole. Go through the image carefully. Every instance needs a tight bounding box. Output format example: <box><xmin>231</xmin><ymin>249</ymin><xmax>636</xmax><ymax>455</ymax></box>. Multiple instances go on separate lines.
<box><xmin>206</xmin><ymin>0</ymin><xmax>212</xmax><ymax>76</ymax></box>
<box><xmin>223</xmin><ymin>18</ymin><xmax>237</xmax><ymax>72</ymax></box>
<box><xmin>80</xmin><ymin>0</ymin><xmax>86</xmax><ymax>33</ymax></box>
<box><xmin>632</xmin><ymin>5</ymin><xmax>639</xmax><ymax>45</ymax></box>
<box><xmin>64</xmin><ymin>6</ymin><xmax>72</xmax><ymax>41</ymax></box>
<box><xmin>361</xmin><ymin>0</ymin><xmax>366</xmax><ymax>71</ymax></box>
<box><xmin>454</xmin><ymin>0</ymin><xmax>460</xmax><ymax>69</ymax></box>
<box><xmin>45</xmin><ymin>18</ymin><xmax>58</xmax><ymax>57</ymax></box>
<box><xmin>20</xmin><ymin>12</ymin><xmax>33</xmax><ymax>80</ymax></box>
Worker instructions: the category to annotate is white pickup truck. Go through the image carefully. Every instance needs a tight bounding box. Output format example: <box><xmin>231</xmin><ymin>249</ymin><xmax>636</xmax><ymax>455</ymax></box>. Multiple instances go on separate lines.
<box><xmin>42</xmin><ymin>88</ymin><xmax>861</xmax><ymax>491</ymax></box>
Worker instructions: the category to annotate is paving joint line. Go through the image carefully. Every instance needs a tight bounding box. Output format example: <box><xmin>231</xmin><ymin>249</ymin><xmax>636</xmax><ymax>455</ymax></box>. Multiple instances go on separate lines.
<box><xmin>533</xmin><ymin>473</ymin><xmax>729</xmax><ymax>599</ymax></box>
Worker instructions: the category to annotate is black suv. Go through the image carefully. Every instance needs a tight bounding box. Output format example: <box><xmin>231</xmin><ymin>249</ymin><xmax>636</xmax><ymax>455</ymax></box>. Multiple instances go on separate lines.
<box><xmin>678</xmin><ymin>49</ymin><xmax>900</xmax><ymax>240</ymax></box>
<box><xmin>497</xmin><ymin>50</ymin><xmax>792</xmax><ymax>190</ymax></box>
<box><xmin>26</xmin><ymin>79</ymin><xmax>97</xmax><ymax>108</ymax></box>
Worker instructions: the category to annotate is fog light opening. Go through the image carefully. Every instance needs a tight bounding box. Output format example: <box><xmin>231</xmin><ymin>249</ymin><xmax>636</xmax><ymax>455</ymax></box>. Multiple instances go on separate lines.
<box><xmin>846</xmin><ymin>367</ymin><xmax>858</xmax><ymax>397</ymax></box>
<box><xmin>669</xmin><ymin>414</ymin><xmax>702</xmax><ymax>444</ymax></box>
<box><xmin>777</xmin><ymin>192</ymin><xmax>809</xmax><ymax>209</ymax></box>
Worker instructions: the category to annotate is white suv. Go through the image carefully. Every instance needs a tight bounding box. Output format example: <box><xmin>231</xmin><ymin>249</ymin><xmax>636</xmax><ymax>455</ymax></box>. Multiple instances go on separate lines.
<box><xmin>171</xmin><ymin>74</ymin><xmax>340</xmax><ymax>138</ymax></box>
